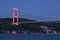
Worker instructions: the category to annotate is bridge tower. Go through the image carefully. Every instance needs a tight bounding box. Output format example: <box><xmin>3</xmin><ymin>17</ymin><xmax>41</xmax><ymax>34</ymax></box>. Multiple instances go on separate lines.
<box><xmin>12</xmin><ymin>8</ymin><xmax>19</xmax><ymax>25</ymax></box>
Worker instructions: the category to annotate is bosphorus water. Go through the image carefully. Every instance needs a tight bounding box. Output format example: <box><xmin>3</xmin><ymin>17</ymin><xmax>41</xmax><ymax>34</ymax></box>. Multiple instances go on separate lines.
<box><xmin>0</xmin><ymin>34</ymin><xmax>60</xmax><ymax>40</ymax></box>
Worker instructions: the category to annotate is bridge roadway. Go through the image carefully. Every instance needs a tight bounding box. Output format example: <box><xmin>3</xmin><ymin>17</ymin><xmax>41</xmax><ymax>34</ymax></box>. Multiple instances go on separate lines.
<box><xmin>0</xmin><ymin>21</ymin><xmax>39</xmax><ymax>25</ymax></box>
<box><xmin>18</xmin><ymin>22</ymin><xmax>39</xmax><ymax>24</ymax></box>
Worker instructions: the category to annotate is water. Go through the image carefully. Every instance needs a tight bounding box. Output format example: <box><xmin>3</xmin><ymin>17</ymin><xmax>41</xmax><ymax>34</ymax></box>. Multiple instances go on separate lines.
<box><xmin>0</xmin><ymin>34</ymin><xmax>60</xmax><ymax>40</ymax></box>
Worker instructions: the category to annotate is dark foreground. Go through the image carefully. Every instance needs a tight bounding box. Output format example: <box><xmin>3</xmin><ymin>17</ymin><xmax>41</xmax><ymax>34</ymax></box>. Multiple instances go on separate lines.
<box><xmin>0</xmin><ymin>34</ymin><xmax>60</xmax><ymax>40</ymax></box>
<box><xmin>0</xmin><ymin>18</ymin><xmax>60</xmax><ymax>34</ymax></box>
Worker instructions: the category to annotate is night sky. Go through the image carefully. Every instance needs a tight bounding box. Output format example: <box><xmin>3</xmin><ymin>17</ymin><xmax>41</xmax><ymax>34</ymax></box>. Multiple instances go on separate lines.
<box><xmin>0</xmin><ymin>0</ymin><xmax>60</xmax><ymax>21</ymax></box>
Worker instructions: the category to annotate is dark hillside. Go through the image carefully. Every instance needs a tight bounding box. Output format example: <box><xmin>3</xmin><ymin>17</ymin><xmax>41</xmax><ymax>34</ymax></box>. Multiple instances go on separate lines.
<box><xmin>0</xmin><ymin>18</ymin><xmax>60</xmax><ymax>34</ymax></box>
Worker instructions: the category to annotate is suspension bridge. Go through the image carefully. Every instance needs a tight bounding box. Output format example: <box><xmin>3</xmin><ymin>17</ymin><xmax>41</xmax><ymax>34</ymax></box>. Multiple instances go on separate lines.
<box><xmin>3</xmin><ymin>8</ymin><xmax>60</xmax><ymax>25</ymax></box>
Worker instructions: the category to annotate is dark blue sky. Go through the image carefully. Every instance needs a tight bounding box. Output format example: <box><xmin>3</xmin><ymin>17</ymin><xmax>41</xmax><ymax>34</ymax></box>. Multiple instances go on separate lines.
<box><xmin>0</xmin><ymin>0</ymin><xmax>60</xmax><ymax>21</ymax></box>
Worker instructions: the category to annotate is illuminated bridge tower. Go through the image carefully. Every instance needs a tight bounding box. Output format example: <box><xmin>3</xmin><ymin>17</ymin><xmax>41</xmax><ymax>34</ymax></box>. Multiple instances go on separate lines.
<box><xmin>12</xmin><ymin>8</ymin><xmax>19</xmax><ymax>25</ymax></box>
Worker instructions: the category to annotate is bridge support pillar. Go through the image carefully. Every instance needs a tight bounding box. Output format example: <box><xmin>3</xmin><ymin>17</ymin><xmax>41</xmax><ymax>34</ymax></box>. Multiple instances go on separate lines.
<box><xmin>12</xmin><ymin>8</ymin><xmax>19</xmax><ymax>25</ymax></box>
